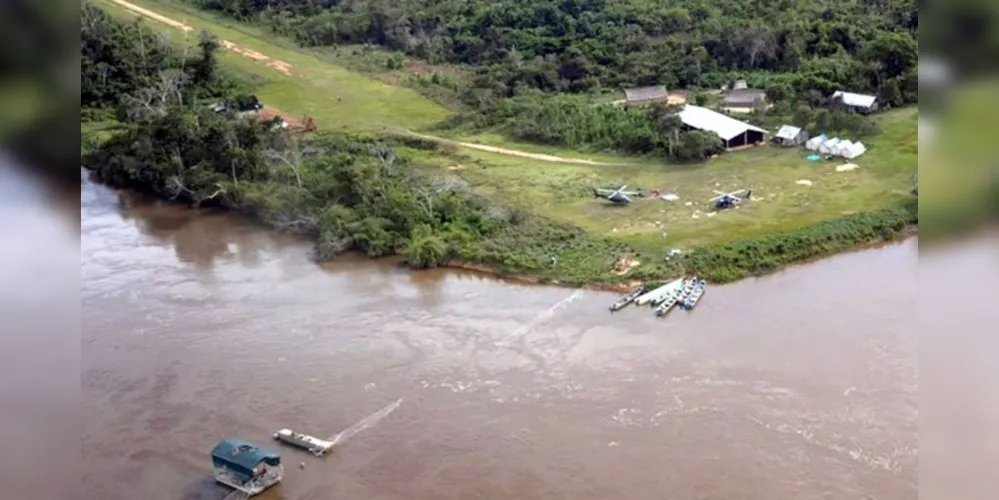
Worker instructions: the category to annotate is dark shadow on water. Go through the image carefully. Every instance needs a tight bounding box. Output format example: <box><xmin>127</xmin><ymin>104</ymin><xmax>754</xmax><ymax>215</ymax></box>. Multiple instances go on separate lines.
<box><xmin>178</xmin><ymin>476</ymin><xmax>235</xmax><ymax>500</ymax></box>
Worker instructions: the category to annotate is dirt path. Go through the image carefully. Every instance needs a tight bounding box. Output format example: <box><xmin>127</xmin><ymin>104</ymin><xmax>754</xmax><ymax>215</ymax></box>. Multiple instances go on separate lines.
<box><xmin>106</xmin><ymin>0</ymin><xmax>294</xmax><ymax>76</ymax></box>
<box><xmin>106</xmin><ymin>0</ymin><xmax>629</xmax><ymax>167</ymax></box>
<box><xmin>399</xmin><ymin>131</ymin><xmax>628</xmax><ymax>166</ymax></box>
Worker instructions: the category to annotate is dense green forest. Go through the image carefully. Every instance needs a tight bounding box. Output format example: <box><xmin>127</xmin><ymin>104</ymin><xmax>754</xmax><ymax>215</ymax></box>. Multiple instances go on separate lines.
<box><xmin>183</xmin><ymin>0</ymin><xmax>918</xmax><ymax>105</ymax></box>
<box><xmin>177</xmin><ymin>0</ymin><xmax>917</xmax><ymax>158</ymax></box>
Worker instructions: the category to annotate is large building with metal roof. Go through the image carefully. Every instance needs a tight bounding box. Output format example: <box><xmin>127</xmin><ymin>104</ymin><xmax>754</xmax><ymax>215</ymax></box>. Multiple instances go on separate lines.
<box><xmin>831</xmin><ymin>91</ymin><xmax>879</xmax><ymax>113</ymax></box>
<box><xmin>676</xmin><ymin>105</ymin><xmax>768</xmax><ymax>149</ymax></box>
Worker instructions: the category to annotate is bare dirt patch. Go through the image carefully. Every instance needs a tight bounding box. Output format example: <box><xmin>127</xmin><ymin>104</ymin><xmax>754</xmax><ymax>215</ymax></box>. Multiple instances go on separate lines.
<box><xmin>613</xmin><ymin>256</ymin><xmax>641</xmax><ymax>275</ymax></box>
<box><xmin>219</xmin><ymin>41</ymin><xmax>293</xmax><ymax>76</ymax></box>
<box><xmin>107</xmin><ymin>0</ymin><xmax>295</xmax><ymax>76</ymax></box>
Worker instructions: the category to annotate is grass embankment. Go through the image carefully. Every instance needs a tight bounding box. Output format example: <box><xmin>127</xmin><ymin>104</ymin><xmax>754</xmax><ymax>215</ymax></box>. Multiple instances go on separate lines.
<box><xmin>918</xmin><ymin>79</ymin><xmax>999</xmax><ymax>241</ymax></box>
<box><xmin>92</xmin><ymin>0</ymin><xmax>919</xmax><ymax>286</ymax></box>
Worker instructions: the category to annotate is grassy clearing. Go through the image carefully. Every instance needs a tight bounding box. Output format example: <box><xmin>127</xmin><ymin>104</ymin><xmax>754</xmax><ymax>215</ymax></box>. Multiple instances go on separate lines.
<box><xmin>918</xmin><ymin>79</ymin><xmax>999</xmax><ymax>239</ymax></box>
<box><xmin>96</xmin><ymin>0</ymin><xmax>451</xmax><ymax>132</ymax></box>
<box><xmin>418</xmin><ymin>107</ymin><xmax>918</xmax><ymax>259</ymax></box>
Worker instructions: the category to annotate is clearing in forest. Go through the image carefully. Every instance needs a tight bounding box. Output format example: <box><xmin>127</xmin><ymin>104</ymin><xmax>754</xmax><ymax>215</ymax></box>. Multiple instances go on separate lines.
<box><xmin>98</xmin><ymin>0</ymin><xmax>627</xmax><ymax>166</ymax></box>
<box><xmin>97</xmin><ymin>0</ymin><xmax>451</xmax><ymax>131</ymax></box>
<box><xmin>413</xmin><ymin>107</ymin><xmax>919</xmax><ymax>254</ymax></box>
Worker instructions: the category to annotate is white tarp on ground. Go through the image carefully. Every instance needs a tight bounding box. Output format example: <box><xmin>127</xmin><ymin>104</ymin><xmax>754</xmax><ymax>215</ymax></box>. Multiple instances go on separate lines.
<box><xmin>832</xmin><ymin>140</ymin><xmax>854</xmax><ymax>157</ymax></box>
<box><xmin>677</xmin><ymin>105</ymin><xmax>768</xmax><ymax>141</ymax></box>
<box><xmin>806</xmin><ymin>134</ymin><xmax>828</xmax><ymax>151</ymax></box>
<box><xmin>818</xmin><ymin>137</ymin><xmax>841</xmax><ymax>154</ymax></box>
<box><xmin>841</xmin><ymin>141</ymin><xmax>867</xmax><ymax>159</ymax></box>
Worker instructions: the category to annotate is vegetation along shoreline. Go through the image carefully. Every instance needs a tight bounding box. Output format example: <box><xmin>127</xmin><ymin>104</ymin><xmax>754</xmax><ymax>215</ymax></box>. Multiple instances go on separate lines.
<box><xmin>82</xmin><ymin>0</ymin><xmax>918</xmax><ymax>289</ymax></box>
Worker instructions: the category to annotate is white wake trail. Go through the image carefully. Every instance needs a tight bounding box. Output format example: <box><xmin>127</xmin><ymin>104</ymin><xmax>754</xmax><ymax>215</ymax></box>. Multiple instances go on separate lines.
<box><xmin>326</xmin><ymin>398</ymin><xmax>403</xmax><ymax>448</ymax></box>
<box><xmin>509</xmin><ymin>290</ymin><xmax>583</xmax><ymax>338</ymax></box>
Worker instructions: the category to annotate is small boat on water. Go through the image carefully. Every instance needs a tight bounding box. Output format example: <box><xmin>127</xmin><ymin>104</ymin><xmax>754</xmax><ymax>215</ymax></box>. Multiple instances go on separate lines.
<box><xmin>635</xmin><ymin>278</ymin><xmax>684</xmax><ymax>306</ymax></box>
<box><xmin>676</xmin><ymin>277</ymin><xmax>698</xmax><ymax>301</ymax></box>
<box><xmin>273</xmin><ymin>429</ymin><xmax>335</xmax><ymax>457</ymax></box>
<box><xmin>680</xmin><ymin>280</ymin><xmax>707</xmax><ymax>310</ymax></box>
<box><xmin>654</xmin><ymin>290</ymin><xmax>681</xmax><ymax>317</ymax></box>
<box><xmin>609</xmin><ymin>284</ymin><xmax>645</xmax><ymax>312</ymax></box>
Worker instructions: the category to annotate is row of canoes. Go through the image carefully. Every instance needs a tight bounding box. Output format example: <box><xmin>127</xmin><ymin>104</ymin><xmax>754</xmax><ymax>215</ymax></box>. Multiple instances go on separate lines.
<box><xmin>608</xmin><ymin>277</ymin><xmax>707</xmax><ymax>315</ymax></box>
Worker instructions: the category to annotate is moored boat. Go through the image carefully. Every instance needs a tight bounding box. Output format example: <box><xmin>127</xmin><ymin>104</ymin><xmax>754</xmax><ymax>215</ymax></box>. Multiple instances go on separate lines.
<box><xmin>654</xmin><ymin>291</ymin><xmax>681</xmax><ymax>317</ymax></box>
<box><xmin>680</xmin><ymin>280</ymin><xmax>707</xmax><ymax>310</ymax></box>
<box><xmin>674</xmin><ymin>277</ymin><xmax>698</xmax><ymax>301</ymax></box>
<box><xmin>635</xmin><ymin>278</ymin><xmax>684</xmax><ymax>306</ymax></box>
<box><xmin>609</xmin><ymin>284</ymin><xmax>645</xmax><ymax>312</ymax></box>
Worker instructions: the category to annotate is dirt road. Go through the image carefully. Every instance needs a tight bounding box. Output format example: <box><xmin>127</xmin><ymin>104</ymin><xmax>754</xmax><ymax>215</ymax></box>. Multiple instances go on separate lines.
<box><xmin>106</xmin><ymin>0</ymin><xmax>294</xmax><ymax>76</ymax></box>
<box><xmin>102</xmin><ymin>0</ymin><xmax>628</xmax><ymax>167</ymax></box>
<box><xmin>398</xmin><ymin>131</ymin><xmax>628</xmax><ymax>166</ymax></box>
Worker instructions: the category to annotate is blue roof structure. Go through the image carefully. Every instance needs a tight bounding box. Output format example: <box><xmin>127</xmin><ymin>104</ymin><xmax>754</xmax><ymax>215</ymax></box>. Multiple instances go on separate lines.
<box><xmin>211</xmin><ymin>439</ymin><xmax>281</xmax><ymax>484</ymax></box>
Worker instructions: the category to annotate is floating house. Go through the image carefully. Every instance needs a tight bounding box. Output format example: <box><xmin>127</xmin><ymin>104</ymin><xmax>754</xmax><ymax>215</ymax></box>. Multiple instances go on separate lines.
<box><xmin>211</xmin><ymin>439</ymin><xmax>283</xmax><ymax>496</ymax></box>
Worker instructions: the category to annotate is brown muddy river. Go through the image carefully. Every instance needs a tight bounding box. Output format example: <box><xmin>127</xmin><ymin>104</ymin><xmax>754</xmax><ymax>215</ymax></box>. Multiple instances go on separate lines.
<box><xmin>77</xmin><ymin>170</ymin><xmax>917</xmax><ymax>500</ymax></box>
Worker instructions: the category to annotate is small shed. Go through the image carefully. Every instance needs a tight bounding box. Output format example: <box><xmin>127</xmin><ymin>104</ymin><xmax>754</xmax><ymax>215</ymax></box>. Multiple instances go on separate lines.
<box><xmin>723</xmin><ymin>89</ymin><xmax>767</xmax><ymax>109</ymax></box>
<box><xmin>773</xmin><ymin>125</ymin><xmax>808</xmax><ymax>147</ymax></box>
<box><xmin>623</xmin><ymin>85</ymin><xmax>669</xmax><ymax>106</ymax></box>
<box><xmin>805</xmin><ymin>134</ymin><xmax>828</xmax><ymax>151</ymax></box>
<box><xmin>831</xmin><ymin>91</ymin><xmax>878</xmax><ymax>114</ymax></box>
<box><xmin>212</xmin><ymin>439</ymin><xmax>283</xmax><ymax>495</ymax></box>
<box><xmin>818</xmin><ymin>137</ymin><xmax>842</xmax><ymax>154</ymax></box>
<box><xmin>732</xmin><ymin>79</ymin><xmax>748</xmax><ymax>90</ymax></box>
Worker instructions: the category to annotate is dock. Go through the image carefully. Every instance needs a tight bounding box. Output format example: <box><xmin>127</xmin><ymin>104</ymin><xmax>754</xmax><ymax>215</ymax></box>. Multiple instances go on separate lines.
<box><xmin>273</xmin><ymin>429</ymin><xmax>335</xmax><ymax>457</ymax></box>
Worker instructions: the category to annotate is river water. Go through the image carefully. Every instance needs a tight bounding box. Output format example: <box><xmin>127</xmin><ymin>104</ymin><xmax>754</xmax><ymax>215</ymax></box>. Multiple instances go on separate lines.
<box><xmin>76</xmin><ymin>170</ymin><xmax>917</xmax><ymax>500</ymax></box>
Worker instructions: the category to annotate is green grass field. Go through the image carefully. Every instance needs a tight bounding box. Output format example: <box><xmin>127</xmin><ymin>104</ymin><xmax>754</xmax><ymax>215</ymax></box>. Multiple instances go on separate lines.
<box><xmin>96</xmin><ymin>0</ymin><xmax>451</xmax><ymax>132</ymax></box>
<box><xmin>94</xmin><ymin>0</ymin><xmax>919</xmax><ymax>278</ymax></box>
<box><xmin>414</xmin><ymin>107</ymin><xmax>918</xmax><ymax>256</ymax></box>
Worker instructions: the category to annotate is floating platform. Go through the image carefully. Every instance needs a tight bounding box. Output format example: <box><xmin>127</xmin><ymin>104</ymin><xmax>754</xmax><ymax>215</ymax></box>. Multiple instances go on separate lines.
<box><xmin>211</xmin><ymin>439</ymin><xmax>283</xmax><ymax>497</ymax></box>
<box><xmin>273</xmin><ymin>429</ymin><xmax>335</xmax><ymax>457</ymax></box>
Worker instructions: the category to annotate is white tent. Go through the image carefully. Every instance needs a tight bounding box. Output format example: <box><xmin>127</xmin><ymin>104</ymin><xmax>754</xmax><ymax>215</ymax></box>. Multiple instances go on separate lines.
<box><xmin>818</xmin><ymin>137</ymin><xmax>841</xmax><ymax>154</ymax></box>
<box><xmin>841</xmin><ymin>141</ymin><xmax>867</xmax><ymax>159</ymax></box>
<box><xmin>805</xmin><ymin>134</ymin><xmax>828</xmax><ymax>151</ymax></box>
<box><xmin>832</xmin><ymin>140</ymin><xmax>854</xmax><ymax>157</ymax></box>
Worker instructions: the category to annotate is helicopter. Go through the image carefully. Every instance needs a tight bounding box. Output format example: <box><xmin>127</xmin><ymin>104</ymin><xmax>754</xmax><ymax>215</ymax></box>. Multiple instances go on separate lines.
<box><xmin>710</xmin><ymin>189</ymin><xmax>752</xmax><ymax>209</ymax></box>
<box><xmin>593</xmin><ymin>185</ymin><xmax>644</xmax><ymax>204</ymax></box>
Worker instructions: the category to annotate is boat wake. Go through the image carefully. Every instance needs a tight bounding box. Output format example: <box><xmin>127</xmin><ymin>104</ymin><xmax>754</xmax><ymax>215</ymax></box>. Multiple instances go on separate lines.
<box><xmin>509</xmin><ymin>290</ymin><xmax>583</xmax><ymax>339</ymax></box>
<box><xmin>327</xmin><ymin>398</ymin><xmax>403</xmax><ymax>448</ymax></box>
